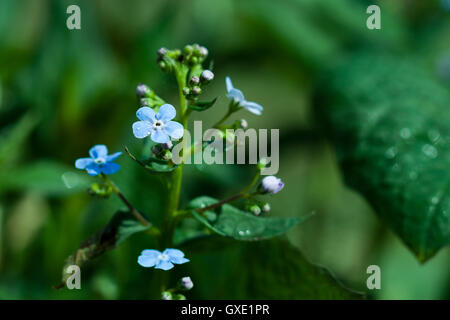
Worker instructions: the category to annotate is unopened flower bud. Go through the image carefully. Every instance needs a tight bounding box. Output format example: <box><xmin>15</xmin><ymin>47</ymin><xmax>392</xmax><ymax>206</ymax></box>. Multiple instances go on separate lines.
<box><xmin>199</xmin><ymin>46</ymin><xmax>208</xmax><ymax>57</ymax></box>
<box><xmin>161</xmin><ymin>291</ymin><xmax>172</xmax><ymax>300</ymax></box>
<box><xmin>158</xmin><ymin>61</ymin><xmax>168</xmax><ymax>72</ymax></box>
<box><xmin>184</xmin><ymin>45</ymin><xmax>193</xmax><ymax>55</ymax></box>
<box><xmin>140</xmin><ymin>97</ymin><xmax>151</xmax><ymax>106</ymax></box>
<box><xmin>250</xmin><ymin>204</ymin><xmax>261</xmax><ymax>216</ymax></box>
<box><xmin>259</xmin><ymin>176</ymin><xmax>284</xmax><ymax>194</ymax></box>
<box><xmin>161</xmin><ymin>141</ymin><xmax>173</xmax><ymax>150</ymax></box>
<box><xmin>240</xmin><ymin>119</ymin><xmax>248</xmax><ymax>129</ymax></box>
<box><xmin>157</xmin><ymin>47</ymin><xmax>168</xmax><ymax>57</ymax></box>
<box><xmin>190</xmin><ymin>76</ymin><xmax>200</xmax><ymax>85</ymax></box>
<box><xmin>173</xmin><ymin>294</ymin><xmax>186</xmax><ymax>300</ymax></box>
<box><xmin>162</xmin><ymin>150</ymin><xmax>172</xmax><ymax>161</ymax></box>
<box><xmin>182</xmin><ymin>87</ymin><xmax>190</xmax><ymax>96</ymax></box>
<box><xmin>262</xmin><ymin>203</ymin><xmax>271</xmax><ymax>213</ymax></box>
<box><xmin>201</xmin><ymin>70</ymin><xmax>214</xmax><ymax>82</ymax></box>
<box><xmin>180</xmin><ymin>276</ymin><xmax>194</xmax><ymax>290</ymax></box>
<box><xmin>192</xmin><ymin>86</ymin><xmax>202</xmax><ymax>95</ymax></box>
<box><xmin>257</xmin><ymin>158</ymin><xmax>268</xmax><ymax>170</ymax></box>
<box><xmin>136</xmin><ymin>83</ymin><xmax>151</xmax><ymax>97</ymax></box>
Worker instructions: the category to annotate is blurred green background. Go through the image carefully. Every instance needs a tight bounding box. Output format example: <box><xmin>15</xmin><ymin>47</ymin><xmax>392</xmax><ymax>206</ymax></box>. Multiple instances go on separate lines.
<box><xmin>0</xmin><ymin>0</ymin><xmax>449</xmax><ymax>299</ymax></box>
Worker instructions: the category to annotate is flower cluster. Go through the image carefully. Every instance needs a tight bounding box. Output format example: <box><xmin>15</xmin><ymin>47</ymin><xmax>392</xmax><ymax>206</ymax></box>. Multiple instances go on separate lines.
<box><xmin>138</xmin><ymin>248</ymin><xmax>189</xmax><ymax>271</ymax></box>
<box><xmin>75</xmin><ymin>145</ymin><xmax>121</xmax><ymax>176</ymax></box>
<box><xmin>70</xmin><ymin>43</ymin><xmax>289</xmax><ymax>301</ymax></box>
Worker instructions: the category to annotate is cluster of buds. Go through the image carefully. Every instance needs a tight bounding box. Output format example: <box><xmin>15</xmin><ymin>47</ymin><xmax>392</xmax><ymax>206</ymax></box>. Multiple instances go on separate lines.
<box><xmin>88</xmin><ymin>182</ymin><xmax>113</xmax><ymax>198</ymax></box>
<box><xmin>183</xmin><ymin>69</ymin><xmax>214</xmax><ymax>100</ymax></box>
<box><xmin>136</xmin><ymin>83</ymin><xmax>165</xmax><ymax>108</ymax></box>
<box><xmin>246</xmin><ymin>201</ymin><xmax>271</xmax><ymax>216</ymax></box>
<box><xmin>183</xmin><ymin>44</ymin><xmax>208</xmax><ymax>66</ymax></box>
<box><xmin>152</xmin><ymin>141</ymin><xmax>173</xmax><ymax>161</ymax></box>
<box><xmin>160</xmin><ymin>276</ymin><xmax>194</xmax><ymax>300</ymax></box>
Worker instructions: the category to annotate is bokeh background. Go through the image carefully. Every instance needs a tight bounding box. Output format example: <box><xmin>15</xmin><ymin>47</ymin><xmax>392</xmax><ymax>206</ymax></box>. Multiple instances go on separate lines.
<box><xmin>0</xmin><ymin>0</ymin><xmax>449</xmax><ymax>299</ymax></box>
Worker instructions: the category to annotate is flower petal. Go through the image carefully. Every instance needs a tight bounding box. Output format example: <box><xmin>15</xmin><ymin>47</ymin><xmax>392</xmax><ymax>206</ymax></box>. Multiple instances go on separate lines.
<box><xmin>89</xmin><ymin>145</ymin><xmax>108</xmax><ymax>159</ymax></box>
<box><xmin>242</xmin><ymin>101</ymin><xmax>263</xmax><ymax>115</ymax></box>
<box><xmin>101</xmin><ymin>162</ymin><xmax>120</xmax><ymax>175</ymax></box>
<box><xmin>163</xmin><ymin>249</ymin><xmax>189</xmax><ymax>264</ymax></box>
<box><xmin>171</xmin><ymin>256</ymin><xmax>190</xmax><ymax>264</ymax></box>
<box><xmin>85</xmin><ymin>163</ymin><xmax>101</xmax><ymax>176</ymax></box>
<box><xmin>141</xmin><ymin>249</ymin><xmax>161</xmax><ymax>257</ymax></box>
<box><xmin>136</xmin><ymin>107</ymin><xmax>156</xmax><ymax>122</ymax></box>
<box><xmin>227</xmin><ymin>88</ymin><xmax>245</xmax><ymax>102</ymax></box>
<box><xmin>156</xmin><ymin>104</ymin><xmax>176</xmax><ymax>121</ymax></box>
<box><xmin>151</xmin><ymin>129</ymin><xmax>170</xmax><ymax>143</ymax></box>
<box><xmin>225</xmin><ymin>76</ymin><xmax>234</xmax><ymax>92</ymax></box>
<box><xmin>164</xmin><ymin>121</ymin><xmax>184</xmax><ymax>140</ymax></box>
<box><xmin>138</xmin><ymin>254</ymin><xmax>158</xmax><ymax>268</ymax></box>
<box><xmin>106</xmin><ymin>152</ymin><xmax>122</xmax><ymax>162</ymax></box>
<box><xmin>133</xmin><ymin>121</ymin><xmax>152</xmax><ymax>139</ymax></box>
<box><xmin>155</xmin><ymin>260</ymin><xmax>174</xmax><ymax>271</ymax></box>
<box><xmin>75</xmin><ymin>157</ymin><xmax>94</xmax><ymax>170</ymax></box>
<box><xmin>163</xmin><ymin>248</ymin><xmax>185</xmax><ymax>258</ymax></box>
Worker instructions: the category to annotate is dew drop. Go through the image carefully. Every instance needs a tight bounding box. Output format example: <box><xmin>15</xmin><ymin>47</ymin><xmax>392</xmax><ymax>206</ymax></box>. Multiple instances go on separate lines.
<box><xmin>422</xmin><ymin>144</ymin><xmax>438</xmax><ymax>159</ymax></box>
<box><xmin>61</xmin><ymin>172</ymin><xmax>79</xmax><ymax>189</ymax></box>
<box><xmin>385</xmin><ymin>146</ymin><xmax>397</xmax><ymax>159</ymax></box>
<box><xmin>400</xmin><ymin>128</ymin><xmax>411</xmax><ymax>139</ymax></box>
<box><xmin>427</xmin><ymin>129</ymin><xmax>441</xmax><ymax>143</ymax></box>
<box><xmin>409</xmin><ymin>171</ymin><xmax>418</xmax><ymax>180</ymax></box>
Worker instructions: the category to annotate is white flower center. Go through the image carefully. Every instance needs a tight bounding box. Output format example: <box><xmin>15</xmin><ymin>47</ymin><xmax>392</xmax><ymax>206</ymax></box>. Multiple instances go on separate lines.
<box><xmin>94</xmin><ymin>157</ymin><xmax>106</xmax><ymax>165</ymax></box>
<box><xmin>158</xmin><ymin>253</ymin><xmax>169</xmax><ymax>261</ymax></box>
<box><xmin>153</xmin><ymin>120</ymin><xmax>165</xmax><ymax>130</ymax></box>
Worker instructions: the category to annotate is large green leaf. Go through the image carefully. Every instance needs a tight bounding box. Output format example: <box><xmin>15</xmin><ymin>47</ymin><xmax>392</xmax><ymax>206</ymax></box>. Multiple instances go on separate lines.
<box><xmin>188</xmin><ymin>238</ymin><xmax>363</xmax><ymax>299</ymax></box>
<box><xmin>0</xmin><ymin>161</ymin><xmax>91</xmax><ymax>195</ymax></box>
<box><xmin>315</xmin><ymin>52</ymin><xmax>450</xmax><ymax>262</ymax></box>
<box><xmin>237</xmin><ymin>239</ymin><xmax>363</xmax><ymax>299</ymax></box>
<box><xmin>56</xmin><ymin>211</ymin><xmax>151</xmax><ymax>288</ymax></box>
<box><xmin>188</xmin><ymin>196</ymin><xmax>306</xmax><ymax>241</ymax></box>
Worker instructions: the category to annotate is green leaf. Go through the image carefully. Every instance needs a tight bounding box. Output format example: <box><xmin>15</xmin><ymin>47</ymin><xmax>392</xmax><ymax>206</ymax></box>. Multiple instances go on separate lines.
<box><xmin>315</xmin><ymin>52</ymin><xmax>450</xmax><ymax>262</ymax></box>
<box><xmin>0</xmin><ymin>161</ymin><xmax>91</xmax><ymax>196</ymax></box>
<box><xmin>125</xmin><ymin>147</ymin><xmax>178</xmax><ymax>173</ymax></box>
<box><xmin>232</xmin><ymin>239</ymin><xmax>363</xmax><ymax>299</ymax></box>
<box><xmin>0</xmin><ymin>113</ymin><xmax>37</xmax><ymax>168</ymax></box>
<box><xmin>56</xmin><ymin>211</ymin><xmax>151</xmax><ymax>288</ymax></box>
<box><xmin>144</xmin><ymin>157</ymin><xmax>178</xmax><ymax>172</ymax></box>
<box><xmin>188</xmin><ymin>196</ymin><xmax>306</xmax><ymax>241</ymax></box>
<box><xmin>188</xmin><ymin>97</ymin><xmax>217</xmax><ymax>111</ymax></box>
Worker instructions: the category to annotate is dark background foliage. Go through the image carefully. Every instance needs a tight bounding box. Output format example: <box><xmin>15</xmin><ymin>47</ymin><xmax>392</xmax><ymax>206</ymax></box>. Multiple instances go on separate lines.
<box><xmin>0</xmin><ymin>0</ymin><xmax>449</xmax><ymax>299</ymax></box>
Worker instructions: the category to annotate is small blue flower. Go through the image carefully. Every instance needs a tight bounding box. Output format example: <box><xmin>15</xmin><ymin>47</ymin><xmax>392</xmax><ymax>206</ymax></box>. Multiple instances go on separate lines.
<box><xmin>75</xmin><ymin>145</ymin><xmax>122</xmax><ymax>176</ymax></box>
<box><xmin>225</xmin><ymin>76</ymin><xmax>263</xmax><ymax>115</ymax></box>
<box><xmin>132</xmin><ymin>104</ymin><xmax>184</xmax><ymax>144</ymax></box>
<box><xmin>138</xmin><ymin>248</ymin><xmax>189</xmax><ymax>271</ymax></box>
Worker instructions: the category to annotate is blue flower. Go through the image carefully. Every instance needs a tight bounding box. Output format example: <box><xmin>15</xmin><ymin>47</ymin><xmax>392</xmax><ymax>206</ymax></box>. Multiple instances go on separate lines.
<box><xmin>138</xmin><ymin>248</ymin><xmax>189</xmax><ymax>271</ymax></box>
<box><xmin>132</xmin><ymin>104</ymin><xmax>184</xmax><ymax>143</ymax></box>
<box><xmin>75</xmin><ymin>145</ymin><xmax>122</xmax><ymax>176</ymax></box>
<box><xmin>225</xmin><ymin>76</ymin><xmax>263</xmax><ymax>115</ymax></box>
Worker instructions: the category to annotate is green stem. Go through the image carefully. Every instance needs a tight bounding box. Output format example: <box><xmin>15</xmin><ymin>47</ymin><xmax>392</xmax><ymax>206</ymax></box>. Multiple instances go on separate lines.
<box><xmin>101</xmin><ymin>174</ymin><xmax>151</xmax><ymax>227</ymax></box>
<box><xmin>160</xmin><ymin>66</ymin><xmax>189</xmax><ymax>248</ymax></box>
<box><xmin>213</xmin><ymin>101</ymin><xmax>238</xmax><ymax>128</ymax></box>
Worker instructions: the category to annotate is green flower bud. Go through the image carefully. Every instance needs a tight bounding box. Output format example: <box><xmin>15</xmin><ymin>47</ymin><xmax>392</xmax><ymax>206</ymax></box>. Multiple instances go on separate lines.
<box><xmin>182</xmin><ymin>87</ymin><xmax>190</xmax><ymax>96</ymax></box>
<box><xmin>158</xmin><ymin>61</ymin><xmax>169</xmax><ymax>72</ymax></box>
<box><xmin>88</xmin><ymin>183</ymin><xmax>113</xmax><ymax>198</ymax></box>
<box><xmin>161</xmin><ymin>291</ymin><xmax>172</xmax><ymax>300</ymax></box>
<box><xmin>189</xmin><ymin>76</ymin><xmax>200</xmax><ymax>85</ymax></box>
<box><xmin>184</xmin><ymin>45</ymin><xmax>193</xmax><ymax>55</ymax></box>
<box><xmin>192</xmin><ymin>86</ymin><xmax>202</xmax><ymax>95</ymax></box>
<box><xmin>250</xmin><ymin>204</ymin><xmax>261</xmax><ymax>216</ymax></box>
